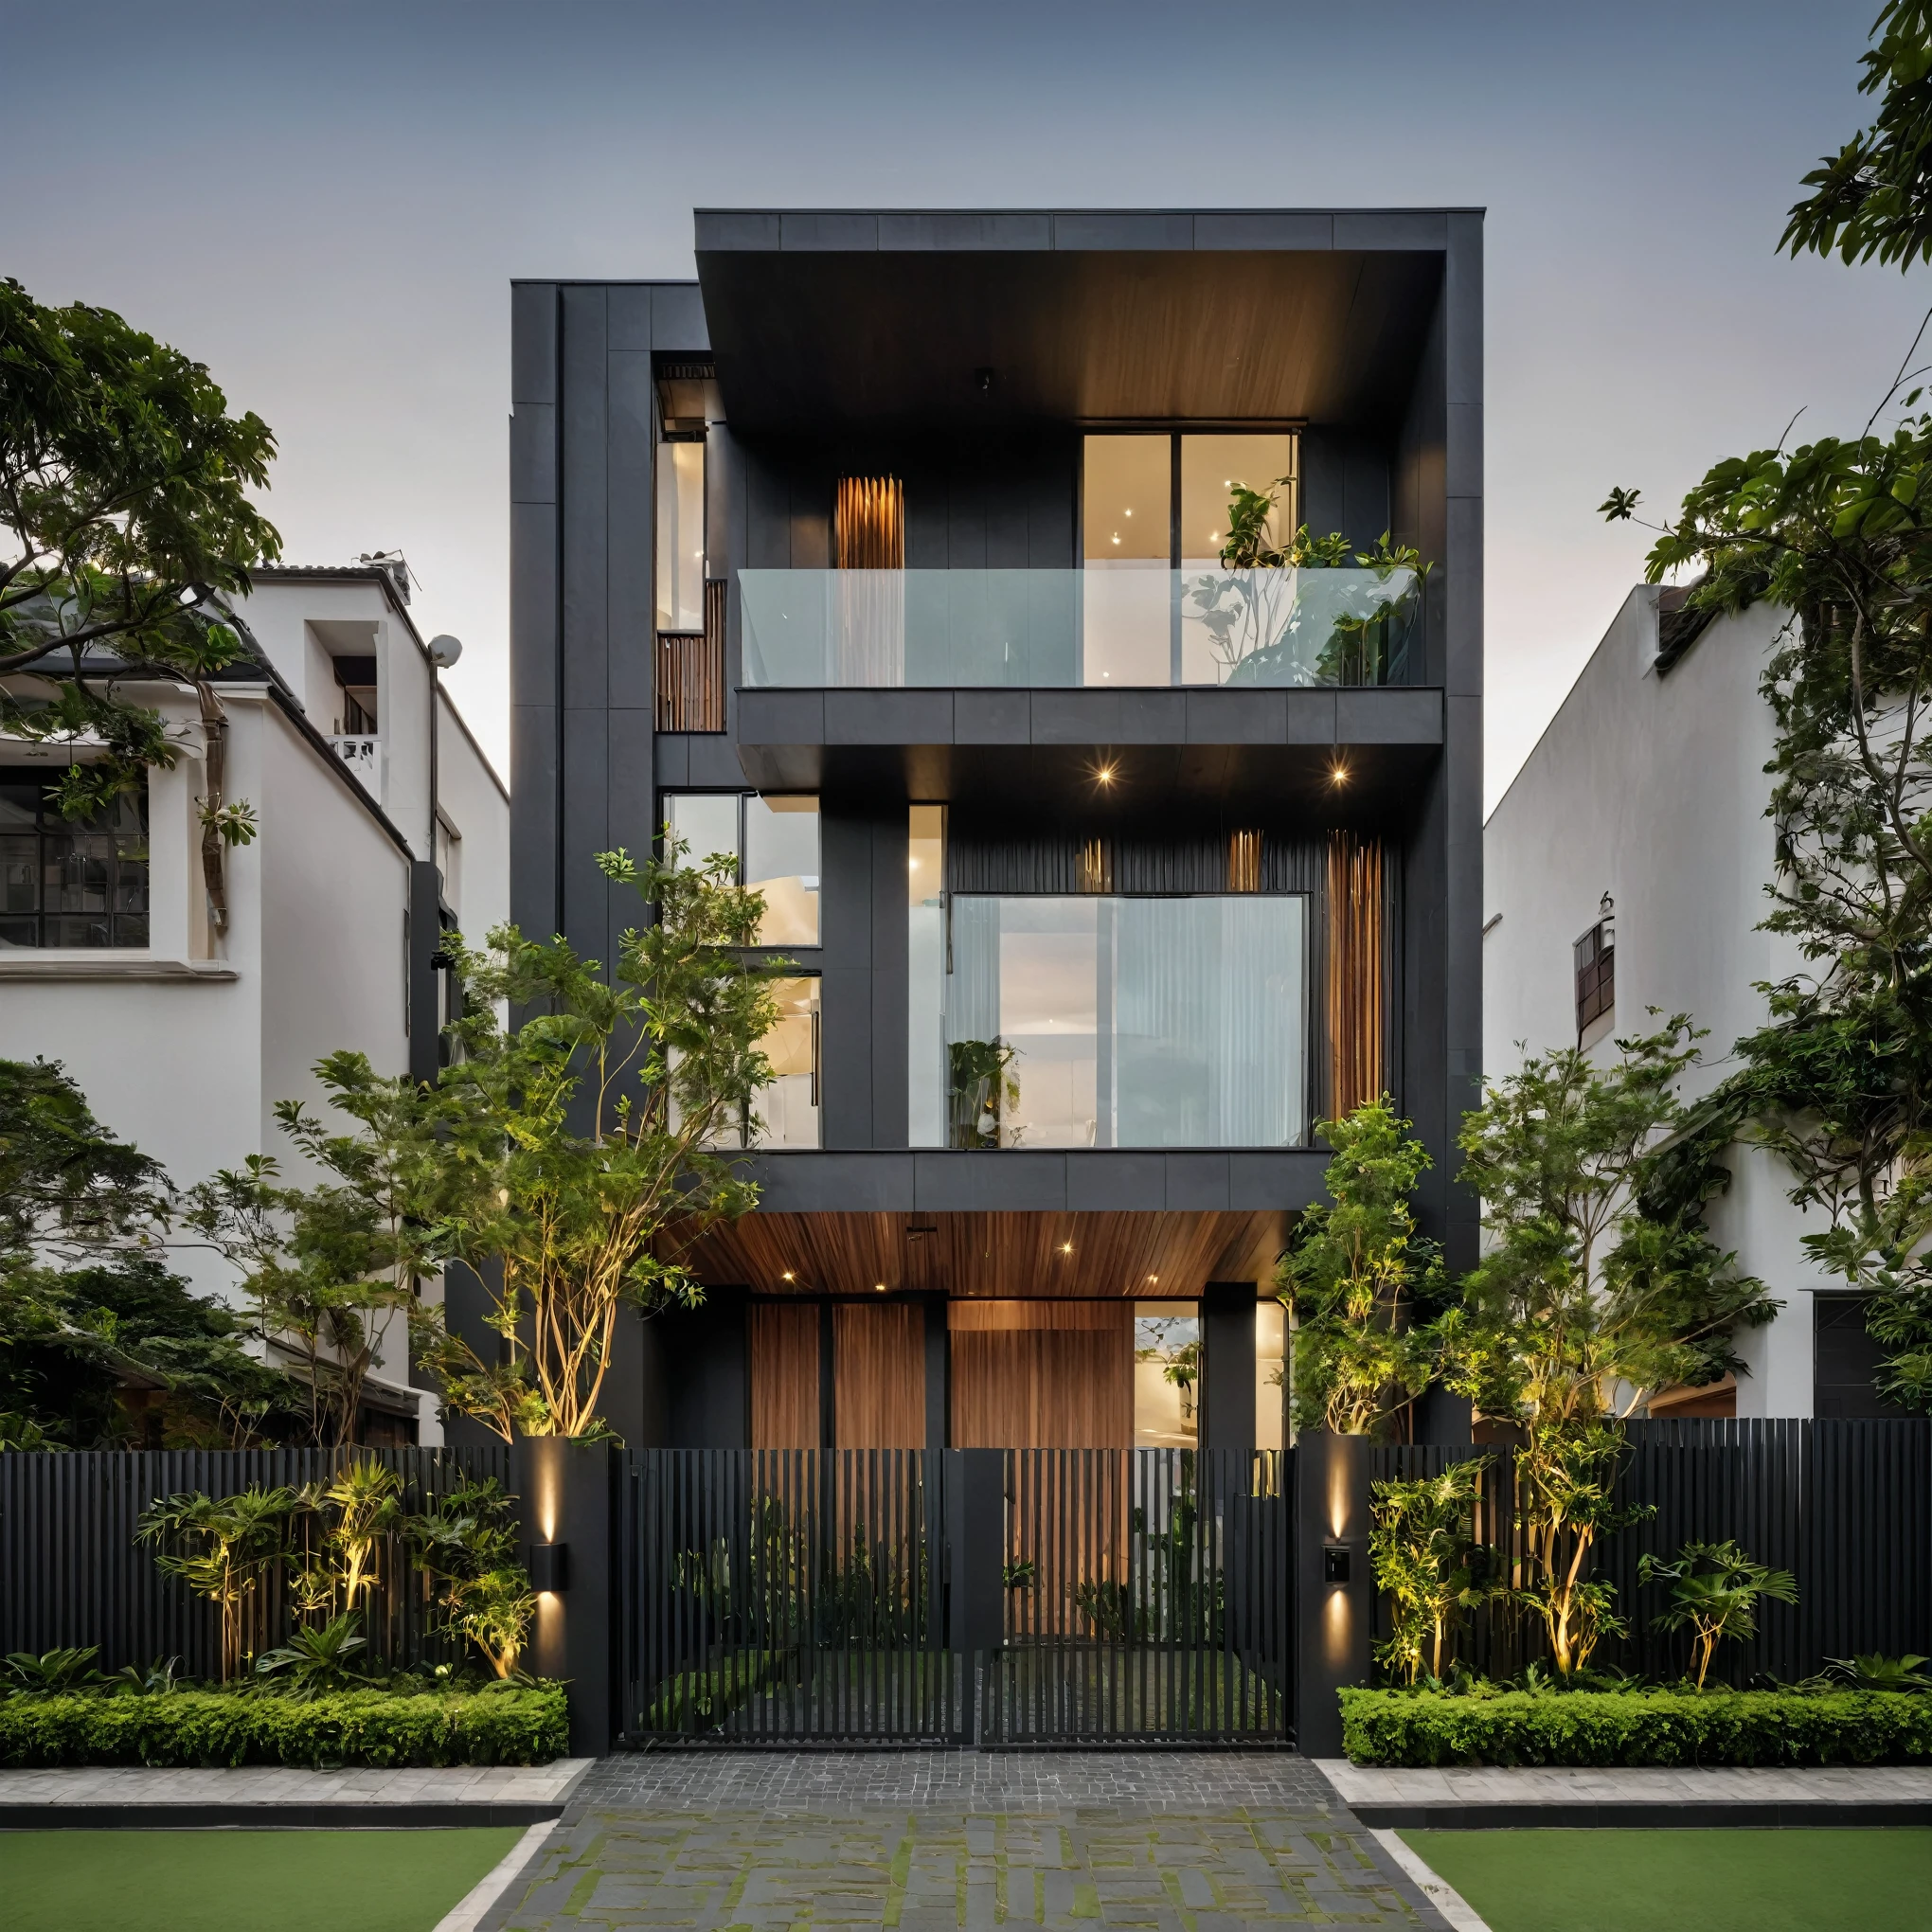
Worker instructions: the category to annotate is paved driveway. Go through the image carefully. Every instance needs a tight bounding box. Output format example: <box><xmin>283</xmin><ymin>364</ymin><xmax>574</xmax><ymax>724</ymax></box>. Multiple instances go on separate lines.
<box><xmin>480</xmin><ymin>1754</ymin><xmax>1446</xmax><ymax>1931</ymax></box>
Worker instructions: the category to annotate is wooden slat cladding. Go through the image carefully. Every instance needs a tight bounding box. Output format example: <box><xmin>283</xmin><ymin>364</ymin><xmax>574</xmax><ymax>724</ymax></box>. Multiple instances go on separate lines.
<box><xmin>834</xmin><ymin>475</ymin><xmax>905</xmax><ymax>569</ymax></box>
<box><xmin>950</xmin><ymin>829</ymin><xmax>1324</xmax><ymax>896</ymax></box>
<box><xmin>946</xmin><ymin>1300</ymin><xmax>1124</xmax><ymax>1331</ymax></box>
<box><xmin>1227</xmin><ymin>830</ymin><xmax>1262</xmax><ymax>892</ymax></box>
<box><xmin>751</xmin><ymin>1301</ymin><xmax>821</xmax><ymax>1448</ymax></box>
<box><xmin>950</xmin><ymin>1301</ymin><xmax>1131</xmax><ymax>1449</ymax></box>
<box><xmin>1326</xmin><ymin>831</ymin><xmax>1386</xmax><ymax>1119</ymax></box>
<box><xmin>682</xmin><ymin>1208</ymin><xmax>1287</xmax><ymax>1300</ymax></box>
<box><xmin>832</xmin><ymin>1302</ymin><xmax>925</xmax><ymax>1449</ymax></box>
<box><xmin>653</xmin><ymin>582</ymin><xmax>726</xmax><ymax>732</ymax></box>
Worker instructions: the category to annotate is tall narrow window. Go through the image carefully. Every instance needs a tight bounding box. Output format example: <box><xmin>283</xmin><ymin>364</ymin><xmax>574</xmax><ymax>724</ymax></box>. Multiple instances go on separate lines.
<box><xmin>1255</xmin><ymin>1297</ymin><xmax>1287</xmax><ymax>1452</ymax></box>
<box><xmin>654</xmin><ymin>438</ymin><xmax>706</xmax><ymax>634</ymax></box>
<box><xmin>907</xmin><ymin>805</ymin><xmax>947</xmax><ymax>1148</ymax></box>
<box><xmin>1575</xmin><ymin>903</ymin><xmax>1615</xmax><ymax>1040</ymax></box>
<box><xmin>0</xmin><ymin>768</ymin><xmax>150</xmax><ymax>950</ymax></box>
<box><xmin>749</xmin><ymin>976</ymin><xmax>821</xmax><ymax>1149</ymax></box>
<box><xmin>1082</xmin><ymin>435</ymin><xmax>1171</xmax><ymax>685</ymax></box>
<box><xmin>1134</xmin><ymin>1302</ymin><xmax>1200</xmax><ymax>1447</ymax></box>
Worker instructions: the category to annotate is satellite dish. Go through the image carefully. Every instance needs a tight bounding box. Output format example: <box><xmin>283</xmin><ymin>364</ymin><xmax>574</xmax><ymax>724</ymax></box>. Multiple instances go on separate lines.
<box><xmin>428</xmin><ymin>634</ymin><xmax>463</xmax><ymax>669</ymax></box>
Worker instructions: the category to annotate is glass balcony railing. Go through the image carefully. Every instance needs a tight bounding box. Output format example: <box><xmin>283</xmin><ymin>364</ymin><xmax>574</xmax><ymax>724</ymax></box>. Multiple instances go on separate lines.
<box><xmin>909</xmin><ymin>893</ymin><xmax>1308</xmax><ymax>1150</ymax></box>
<box><xmin>739</xmin><ymin>565</ymin><xmax>1422</xmax><ymax>689</ymax></box>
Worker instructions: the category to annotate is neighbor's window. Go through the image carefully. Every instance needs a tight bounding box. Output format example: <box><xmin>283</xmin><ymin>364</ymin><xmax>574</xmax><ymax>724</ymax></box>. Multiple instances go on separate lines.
<box><xmin>655</xmin><ymin>437</ymin><xmax>706</xmax><ymax>634</ymax></box>
<box><xmin>332</xmin><ymin>653</ymin><xmax>378</xmax><ymax>734</ymax></box>
<box><xmin>0</xmin><ymin>768</ymin><xmax>150</xmax><ymax>950</ymax></box>
<box><xmin>1574</xmin><ymin>914</ymin><xmax>1615</xmax><ymax>1038</ymax></box>
<box><xmin>1135</xmin><ymin>1302</ymin><xmax>1201</xmax><ymax>1448</ymax></box>
<box><xmin>662</xmin><ymin>793</ymin><xmax>820</xmax><ymax>947</ymax></box>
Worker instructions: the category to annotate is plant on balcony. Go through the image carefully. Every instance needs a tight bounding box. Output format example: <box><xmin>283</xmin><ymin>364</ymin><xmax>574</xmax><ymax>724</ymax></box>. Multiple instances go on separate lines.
<box><xmin>1368</xmin><ymin>1457</ymin><xmax>1493</xmax><ymax>1685</ymax></box>
<box><xmin>1275</xmin><ymin>1100</ymin><xmax>1442</xmax><ymax>1437</ymax></box>
<box><xmin>1182</xmin><ymin>474</ymin><xmax>1429</xmax><ymax>687</ymax></box>
<box><xmin>1440</xmin><ymin>1018</ymin><xmax>1777</xmax><ymax>1676</ymax></box>
<box><xmin>948</xmin><ymin>1038</ymin><xmax>1019</xmax><ymax>1150</ymax></box>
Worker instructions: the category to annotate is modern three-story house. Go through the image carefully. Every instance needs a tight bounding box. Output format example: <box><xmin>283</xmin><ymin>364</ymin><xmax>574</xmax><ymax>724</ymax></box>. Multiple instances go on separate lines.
<box><xmin>508</xmin><ymin>207</ymin><xmax>1482</xmax><ymax>1457</ymax></box>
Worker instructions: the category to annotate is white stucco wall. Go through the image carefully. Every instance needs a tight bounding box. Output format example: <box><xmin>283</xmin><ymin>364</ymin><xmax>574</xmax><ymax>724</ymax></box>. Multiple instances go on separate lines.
<box><xmin>1484</xmin><ymin>587</ymin><xmax>1837</xmax><ymax>1415</ymax></box>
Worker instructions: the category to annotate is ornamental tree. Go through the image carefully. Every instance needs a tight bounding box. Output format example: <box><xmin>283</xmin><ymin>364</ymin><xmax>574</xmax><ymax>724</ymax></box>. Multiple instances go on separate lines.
<box><xmin>1275</xmin><ymin>1099</ymin><xmax>1441</xmax><ymax>1437</ymax></box>
<box><xmin>1</xmin><ymin>279</ymin><xmax>279</xmax><ymax>925</ymax></box>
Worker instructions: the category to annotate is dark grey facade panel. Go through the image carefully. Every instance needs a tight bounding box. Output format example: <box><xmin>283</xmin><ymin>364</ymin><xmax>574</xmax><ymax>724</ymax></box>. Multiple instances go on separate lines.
<box><xmin>953</xmin><ymin>689</ymin><xmax>1031</xmax><ymax>744</ymax></box>
<box><xmin>1049</xmin><ymin>211</ymin><xmax>1194</xmax><ymax>251</ymax></box>
<box><xmin>607</xmin><ymin>283</ymin><xmax>652</xmax><ymax>356</ymax></box>
<box><xmin>782</xmin><ymin>211</ymin><xmax>881</xmax><ymax>251</ymax></box>
<box><xmin>1445</xmin><ymin>211</ymin><xmax>1485</xmax><ymax>410</ymax></box>
<box><xmin>1193</xmin><ymin>212</ymin><xmax>1335</xmax><ymax>250</ymax></box>
<box><xmin>510</xmin><ymin>404</ymin><xmax>557</xmax><ymax>506</ymax></box>
<box><xmin>560</xmin><ymin>286</ymin><xmax>611</xmax><ymax>717</ymax></box>
<box><xmin>819</xmin><ymin>966</ymin><xmax>875</xmax><ymax>1148</ymax></box>
<box><xmin>510</xmin><ymin>282</ymin><xmax>558</xmax><ymax>405</ymax></box>
<box><xmin>1163</xmin><ymin>1155</ymin><xmax>1233</xmax><ymax>1211</ymax></box>
<box><xmin>875</xmin><ymin>212</ymin><xmax>1053</xmax><ymax>251</ymax></box>
<box><xmin>509</xmin><ymin>503</ymin><xmax>560</xmax><ymax>712</ymax></box>
<box><xmin>561</xmin><ymin>705</ymin><xmax>614</xmax><ymax>958</ymax></box>
<box><xmin>1445</xmin><ymin>495</ymin><xmax>1484</xmax><ymax>702</ymax></box>
<box><xmin>606</xmin><ymin>707</ymin><xmax>656</xmax><ymax>863</ymax></box>
<box><xmin>695</xmin><ymin>209</ymin><xmax>784</xmax><ymax>251</ymax></box>
<box><xmin>1333</xmin><ymin>210</ymin><xmax>1450</xmax><ymax>249</ymax></box>
<box><xmin>607</xmin><ymin>348</ymin><xmax>655</xmax><ymax>714</ymax></box>
<box><xmin>510</xmin><ymin>703</ymin><xmax>558</xmax><ymax>939</ymax></box>
<box><xmin>1445</xmin><ymin>401</ymin><xmax>1483</xmax><ymax>503</ymax></box>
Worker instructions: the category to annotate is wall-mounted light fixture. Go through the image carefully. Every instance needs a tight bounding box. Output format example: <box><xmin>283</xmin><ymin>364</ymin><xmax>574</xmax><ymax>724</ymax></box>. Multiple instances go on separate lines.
<box><xmin>528</xmin><ymin>1542</ymin><xmax>569</xmax><ymax>1594</ymax></box>
<box><xmin>1322</xmin><ymin>1545</ymin><xmax>1351</xmax><ymax>1587</ymax></box>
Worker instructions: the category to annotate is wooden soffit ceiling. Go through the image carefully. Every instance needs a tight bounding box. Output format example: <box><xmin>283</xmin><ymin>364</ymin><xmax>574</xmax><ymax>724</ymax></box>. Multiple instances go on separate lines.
<box><xmin>670</xmin><ymin>1208</ymin><xmax>1289</xmax><ymax>1299</ymax></box>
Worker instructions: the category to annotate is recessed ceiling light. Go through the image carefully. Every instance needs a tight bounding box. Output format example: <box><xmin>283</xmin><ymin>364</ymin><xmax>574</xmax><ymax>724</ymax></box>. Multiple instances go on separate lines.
<box><xmin>781</xmin><ymin>1271</ymin><xmax>795</xmax><ymax>1281</ymax></box>
<box><xmin>1330</xmin><ymin>760</ymin><xmax>1350</xmax><ymax>786</ymax></box>
<box><xmin>874</xmin><ymin>1282</ymin><xmax>886</xmax><ymax>1292</ymax></box>
<box><xmin>1097</xmin><ymin>766</ymin><xmax>1115</xmax><ymax>785</ymax></box>
<box><xmin>1060</xmin><ymin>1242</ymin><xmax>1074</xmax><ymax>1255</ymax></box>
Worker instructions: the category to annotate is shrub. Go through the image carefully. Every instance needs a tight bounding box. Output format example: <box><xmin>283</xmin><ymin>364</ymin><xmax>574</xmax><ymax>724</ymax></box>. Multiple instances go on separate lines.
<box><xmin>1339</xmin><ymin>1686</ymin><xmax>1932</xmax><ymax>1767</ymax></box>
<box><xmin>0</xmin><ymin>1684</ymin><xmax>568</xmax><ymax>1768</ymax></box>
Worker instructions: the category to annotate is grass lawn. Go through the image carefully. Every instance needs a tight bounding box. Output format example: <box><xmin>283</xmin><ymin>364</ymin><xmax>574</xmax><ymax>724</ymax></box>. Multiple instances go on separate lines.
<box><xmin>1401</xmin><ymin>1827</ymin><xmax>1932</xmax><ymax>1932</ymax></box>
<box><xmin>1</xmin><ymin>1826</ymin><xmax>527</xmax><ymax>1932</ymax></box>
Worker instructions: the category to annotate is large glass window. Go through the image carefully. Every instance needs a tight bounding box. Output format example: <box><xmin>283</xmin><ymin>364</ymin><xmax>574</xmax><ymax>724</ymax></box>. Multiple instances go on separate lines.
<box><xmin>749</xmin><ymin>975</ymin><xmax>820</xmax><ymax>1149</ymax></box>
<box><xmin>1135</xmin><ymin>1302</ymin><xmax>1200</xmax><ymax>1447</ymax></box>
<box><xmin>907</xmin><ymin>806</ymin><xmax>947</xmax><ymax>1147</ymax></box>
<box><xmin>1082</xmin><ymin>432</ymin><xmax>1301</xmax><ymax>688</ymax></box>
<box><xmin>0</xmin><ymin>769</ymin><xmax>150</xmax><ymax>949</ymax></box>
<box><xmin>661</xmin><ymin>793</ymin><xmax>820</xmax><ymax>947</ymax></box>
<box><xmin>654</xmin><ymin>437</ymin><xmax>706</xmax><ymax>634</ymax></box>
<box><xmin>935</xmin><ymin>894</ymin><xmax>1305</xmax><ymax>1149</ymax></box>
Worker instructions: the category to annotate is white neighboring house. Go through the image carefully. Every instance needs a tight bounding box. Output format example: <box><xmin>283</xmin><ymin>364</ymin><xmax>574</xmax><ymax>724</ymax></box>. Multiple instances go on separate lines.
<box><xmin>1485</xmin><ymin>583</ymin><xmax>1902</xmax><ymax>1421</ymax></box>
<box><xmin>0</xmin><ymin>557</ymin><xmax>508</xmax><ymax>1445</ymax></box>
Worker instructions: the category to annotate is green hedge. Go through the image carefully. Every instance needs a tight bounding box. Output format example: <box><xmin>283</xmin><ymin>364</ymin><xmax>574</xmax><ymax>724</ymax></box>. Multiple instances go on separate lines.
<box><xmin>1339</xmin><ymin>1687</ymin><xmax>1932</xmax><ymax>1768</ymax></box>
<box><xmin>0</xmin><ymin>1686</ymin><xmax>569</xmax><ymax>1769</ymax></box>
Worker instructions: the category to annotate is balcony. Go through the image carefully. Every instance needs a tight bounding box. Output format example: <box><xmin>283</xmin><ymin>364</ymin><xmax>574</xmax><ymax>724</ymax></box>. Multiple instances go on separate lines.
<box><xmin>910</xmin><ymin>893</ymin><xmax>1307</xmax><ymax>1151</ymax></box>
<box><xmin>329</xmin><ymin>734</ymin><xmax>384</xmax><ymax>804</ymax></box>
<box><xmin>741</xmin><ymin>565</ymin><xmax>1422</xmax><ymax>690</ymax></box>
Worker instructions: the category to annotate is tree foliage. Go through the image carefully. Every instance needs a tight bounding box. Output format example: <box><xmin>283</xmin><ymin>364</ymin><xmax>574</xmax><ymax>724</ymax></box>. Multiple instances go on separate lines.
<box><xmin>1443</xmin><ymin>1020</ymin><xmax>1777</xmax><ymax>1674</ymax></box>
<box><xmin>1276</xmin><ymin>1100</ymin><xmax>1441</xmax><ymax>1436</ymax></box>
<box><xmin>0</xmin><ymin>279</ymin><xmax>278</xmax><ymax>919</ymax></box>
<box><xmin>1783</xmin><ymin>2</ymin><xmax>1932</xmax><ymax>270</ymax></box>
<box><xmin>399</xmin><ymin>839</ymin><xmax>781</xmax><ymax>1440</ymax></box>
<box><xmin>1368</xmin><ymin>1457</ymin><xmax>1492</xmax><ymax>1685</ymax></box>
<box><xmin>1638</xmin><ymin>1539</ymin><xmax>1798</xmax><ymax>1690</ymax></box>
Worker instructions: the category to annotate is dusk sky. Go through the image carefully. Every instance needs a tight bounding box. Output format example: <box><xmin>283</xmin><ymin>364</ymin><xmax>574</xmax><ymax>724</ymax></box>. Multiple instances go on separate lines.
<box><xmin>5</xmin><ymin>1</ymin><xmax>1923</xmax><ymax>809</ymax></box>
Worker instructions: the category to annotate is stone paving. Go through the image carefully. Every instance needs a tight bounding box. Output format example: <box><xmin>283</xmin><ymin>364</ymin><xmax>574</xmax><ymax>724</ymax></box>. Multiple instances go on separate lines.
<box><xmin>1319</xmin><ymin>1757</ymin><xmax>1932</xmax><ymax>1812</ymax></box>
<box><xmin>479</xmin><ymin>1753</ymin><xmax>1446</xmax><ymax>1932</ymax></box>
<box><xmin>0</xmin><ymin>1758</ymin><xmax>595</xmax><ymax>1810</ymax></box>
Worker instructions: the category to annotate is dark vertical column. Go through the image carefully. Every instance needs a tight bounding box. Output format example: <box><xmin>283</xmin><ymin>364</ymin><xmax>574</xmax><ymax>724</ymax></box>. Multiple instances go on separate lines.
<box><xmin>1441</xmin><ymin>212</ymin><xmax>1485</xmax><ymax>1287</ymax></box>
<box><xmin>559</xmin><ymin>286</ymin><xmax>611</xmax><ymax>965</ymax></box>
<box><xmin>406</xmin><ymin>859</ymin><xmax>442</xmax><ymax>1086</ymax></box>
<box><xmin>923</xmin><ymin>1295</ymin><xmax>950</xmax><ymax>1454</ymax></box>
<box><xmin>510</xmin><ymin>283</ymin><xmax>561</xmax><ymax>941</ymax></box>
<box><xmin>516</xmin><ymin>1438</ymin><xmax>618</xmax><ymax>1757</ymax></box>
<box><xmin>432</xmin><ymin>1259</ymin><xmax>504</xmax><ymax>1450</ymax></box>
<box><xmin>819</xmin><ymin>810</ymin><xmax>875</xmax><ymax>1148</ymax></box>
<box><xmin>606</xmin><ymin>286</ymin><xmax>656</xmax><ymax>965</ymax></box>
<box><xmin>872</xmin><ymin>812</ymin><xmax>910</xmax><ymax>1147</ymax></box>
<box><xmin>664</xmin><ymin>1287</ymin><xmax>750</xmax><ymax>1447</ymax></box>
<box><xmin>1201</xmin><ymin>1282</ymin><xmax>1257</xmax><ymax>1453</ymax></box>
<box><xmin>818</xmin><ymin>1297</ymin><xmax>836</xmax><ymax>1448</ymax></box>
<box><xmin>1293</xmin><ymin>1429</ymin><xmax>1372</xmax><ymax>1759</ymax></box>
<box><xmin>946</xmin><ymin>1447</ymin><xmax>1006</xmax><ymax>1656</ymax></box>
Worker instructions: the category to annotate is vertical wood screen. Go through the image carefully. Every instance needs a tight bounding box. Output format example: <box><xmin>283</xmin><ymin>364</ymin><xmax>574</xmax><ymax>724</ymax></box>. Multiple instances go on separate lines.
<box><xmin>948</xmin><ymin>1301</ymin><xmax>1131</xmax><ymax>1448</ymax></box>
<box><xmin>834</xmin><ymin>476</ymin><xmax>906</xmax><ymax>686</ymax></box>
<box><xmin>1326</xmin><ymin>832</ymin><xmax>1385</xmax><ymax>1120</ymax></box>
<box><xmin>1078</xmin><ymin>838</ymin><xmax>1114</xmax><ymax>894</ymax></box>
<box><xmin>1227</xmin><ymin>831</ymin><xmax>1262</xmax><ymax>892</ymax></box>
<box><xmin>751</xmin><ymin>1302</ymin><xmax>821</xmax><ymax>1448</ymax></box>
<box><xmin>833</xmin><ymin>1302</ymin><xmax>926</xmax><ymax>1449</ymax></box>
<box><xmin>653</xmin><ymin>580</ymin><xmax>727</xmax><ymax>731</ymax></box>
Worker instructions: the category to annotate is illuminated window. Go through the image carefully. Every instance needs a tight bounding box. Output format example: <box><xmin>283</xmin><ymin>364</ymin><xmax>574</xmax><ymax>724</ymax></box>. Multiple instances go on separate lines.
<box><xmin>654</xmin><ymin>438</ymin><xmax>706</xmax><ymax>633</ymax></box>
<box><xmin>1255</xmin><ymin>1297</ymin><xmax>1286</xmax><ymax>1452</ymax></box>
<box><xmin>1134</xmin><ymin>1302</ymin><xmax>1200</xmax><ymax>1447</ymax></box>
<box><xmin>662</xmin><ymin>793</ymin><xmax>821</xmax><ymax>947</ymax></box>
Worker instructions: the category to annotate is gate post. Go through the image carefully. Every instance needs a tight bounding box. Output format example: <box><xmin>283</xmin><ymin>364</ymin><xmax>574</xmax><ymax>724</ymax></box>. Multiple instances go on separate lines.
<box><xmin>515</xmin><ymin>1438</ymin><xmax>619</xmax><ymax>1757</ymax></box>
<box><xmin>1293</xmin><ymin>1431</ymin><xmax>1372</xmax><ymax>1759</ymax></box>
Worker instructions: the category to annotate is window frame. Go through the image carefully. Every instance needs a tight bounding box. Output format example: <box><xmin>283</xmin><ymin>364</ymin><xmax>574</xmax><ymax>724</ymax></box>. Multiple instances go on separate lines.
<box><xmin>1574</xmin><ymin>919</ymin><xmax>1615</xmax><ymax>1038</ymax></box>
<box><xmin>0</xmin><ymin>764</ymin><xmax>152</xmax><ymax>952</ymax></box>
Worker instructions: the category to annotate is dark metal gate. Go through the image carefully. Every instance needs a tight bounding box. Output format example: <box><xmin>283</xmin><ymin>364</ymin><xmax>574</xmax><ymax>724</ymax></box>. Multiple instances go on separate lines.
<box><xmin>620</xmin><ymin>1446</ymin><xmax>1293</xmax><ymax>1745</ymax></box>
